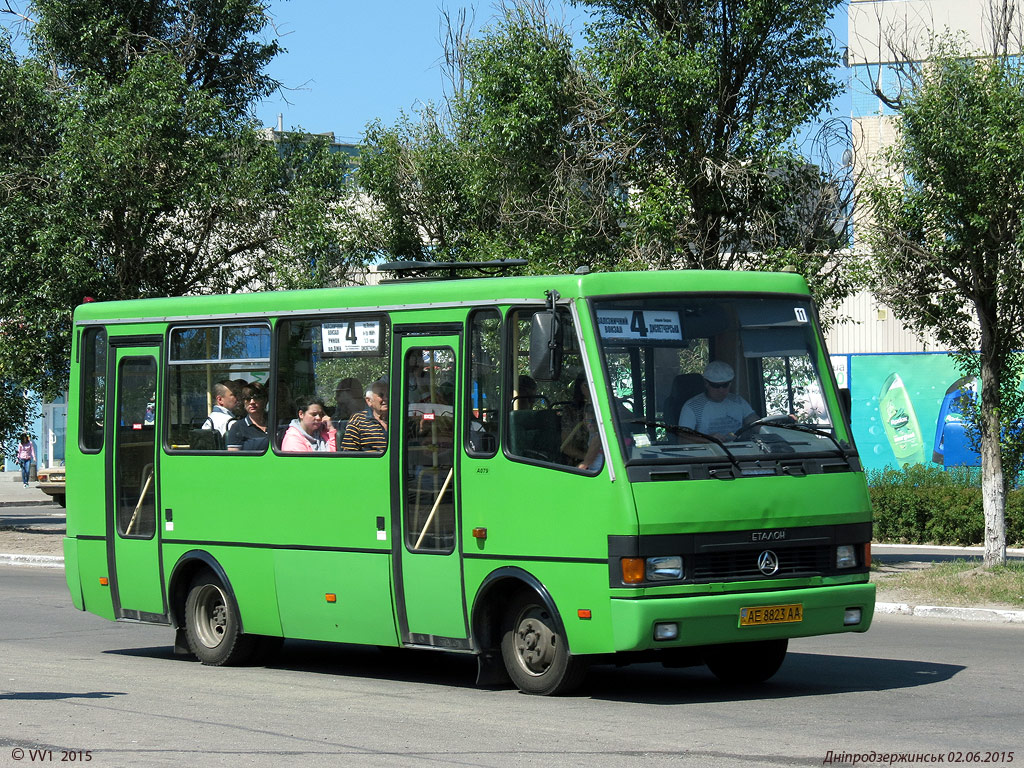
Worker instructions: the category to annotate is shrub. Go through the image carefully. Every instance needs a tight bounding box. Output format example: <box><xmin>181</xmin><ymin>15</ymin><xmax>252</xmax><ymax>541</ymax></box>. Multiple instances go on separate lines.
<box><xmin>868</xmin><ymin>465</ymin><xmax>1023</xmax><ymax>546</ymax></box>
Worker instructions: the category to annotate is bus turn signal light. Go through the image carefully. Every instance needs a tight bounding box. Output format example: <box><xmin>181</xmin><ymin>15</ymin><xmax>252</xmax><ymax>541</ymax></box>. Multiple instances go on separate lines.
<box><xmin>621</xmin><ymin>558</ymin><xmax>644</xmax><ymax>584</ymax></box>
<box><xmin>577</xmin><ymin>609</ymin><xmax>592</xmax><ymax>620</ymax></box>
<box><xmin>99</xmin><ymin>577</ymin><xmax>109</xmax><ymax>586</ymax></box>
<box><xmin>325</xmin><ymin>594</ymin><xmax>337</xmax><ymax>603</ymax></box>
<box><xmin>472</xmin><ymin>527</ymin><xmax>487</xmax><ymax>539</ymax></box>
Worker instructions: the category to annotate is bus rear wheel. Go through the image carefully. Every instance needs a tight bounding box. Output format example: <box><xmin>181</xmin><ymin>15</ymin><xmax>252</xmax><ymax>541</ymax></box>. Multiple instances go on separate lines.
<box><xmin>704</xmin><ymin>639</ymin><xmax>788</xmax><ymax>684</ymax></box>
<box><xmin>500</xmin><ymin>594</ymin><xmax>585</xmax><ymax>695</ymax></box>
<box><xmin>184</xmin><ymin>573</ymin><xmax>254</xmax><ymax>666</ymax></box>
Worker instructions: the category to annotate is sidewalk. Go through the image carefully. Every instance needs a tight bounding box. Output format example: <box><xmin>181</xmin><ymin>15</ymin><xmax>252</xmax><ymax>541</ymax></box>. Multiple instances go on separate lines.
<box><xmin>0</xmin><ymin>472</ymin><xmax>59</xmax><ymax>507</ymax></box>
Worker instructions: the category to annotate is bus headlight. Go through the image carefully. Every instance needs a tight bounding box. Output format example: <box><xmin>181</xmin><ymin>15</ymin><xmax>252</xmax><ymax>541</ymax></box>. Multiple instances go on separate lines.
<box><xmin>646</xmin><ymin>556</ymin><xmax>683</xmax><ymax>581</ymax></box>
<box><xmin>836</xmin><ymin>545</ymin><xmax>857</xmax><ymax>569</ymax></box>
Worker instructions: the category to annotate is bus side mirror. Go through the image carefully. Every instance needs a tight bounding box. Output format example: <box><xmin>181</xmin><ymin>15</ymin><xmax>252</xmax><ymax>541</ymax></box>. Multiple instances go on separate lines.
<box><xmin>530</xmin><ymin>310</ymin><xmax>563</xmax><ymax>382</ymax></box>
<box><xmin>839</xmin><ymin>387</ymin><xmax>852</xmax><ymax>424</ymax></box>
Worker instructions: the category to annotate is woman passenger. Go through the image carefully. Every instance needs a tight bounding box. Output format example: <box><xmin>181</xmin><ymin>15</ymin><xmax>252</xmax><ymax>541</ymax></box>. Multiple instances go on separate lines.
<box><xmin>281</xmin><ymin>396</ymin><xmax>337</xmax><ymax>452</ymax></box>
<box><xmin>226</xmin><ymin>382</ymin><xmax>270</xmax><ymax>452</ymax></box>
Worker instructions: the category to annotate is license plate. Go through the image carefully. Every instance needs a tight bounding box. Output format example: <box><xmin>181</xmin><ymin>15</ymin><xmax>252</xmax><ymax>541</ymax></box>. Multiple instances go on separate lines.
<box><xmin>740</xmin><ymin>603</ymin><xmax>803</xmax><ymax>626</ymax></box>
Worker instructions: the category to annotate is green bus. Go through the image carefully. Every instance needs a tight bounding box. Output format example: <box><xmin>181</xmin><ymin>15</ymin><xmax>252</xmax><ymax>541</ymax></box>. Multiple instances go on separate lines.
<box><xmin>64</xmin><ymin>263</ymin><xmax>874</xmax><ymax>695</ymax></box>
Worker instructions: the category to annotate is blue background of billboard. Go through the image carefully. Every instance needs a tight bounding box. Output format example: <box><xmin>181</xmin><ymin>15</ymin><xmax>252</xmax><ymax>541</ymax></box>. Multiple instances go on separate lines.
<box><xmin>831</xmin><ymin>352</ymin><xmax>979</xmax><ymax>473</ymax></box>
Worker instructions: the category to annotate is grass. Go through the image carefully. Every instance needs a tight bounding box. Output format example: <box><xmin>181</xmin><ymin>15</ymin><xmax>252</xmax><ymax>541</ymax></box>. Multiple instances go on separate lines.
<box><xmin>872</xmin><ymin>560</ymin><xmax>1024</xmax><ymax>609</ymax></box>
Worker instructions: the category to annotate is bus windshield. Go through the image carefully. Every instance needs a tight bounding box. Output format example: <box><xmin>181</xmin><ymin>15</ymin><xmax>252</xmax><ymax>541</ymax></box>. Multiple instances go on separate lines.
<box><xmin>594</xmin><ymin>295</ymin><xmax>850</xmax><ymax>468</ymax></box>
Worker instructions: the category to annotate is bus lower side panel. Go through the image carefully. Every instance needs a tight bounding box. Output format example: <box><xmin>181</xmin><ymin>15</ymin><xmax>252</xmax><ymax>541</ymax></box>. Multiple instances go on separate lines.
<box><xmin>161</xmin><ymin>544</ymin><xmax>398</xmax><ymax>647</ymax></box>
<box><xmin>609</xmin><ymin>583</ymin><xmax>876</xmax><ymax>652</ymax></box>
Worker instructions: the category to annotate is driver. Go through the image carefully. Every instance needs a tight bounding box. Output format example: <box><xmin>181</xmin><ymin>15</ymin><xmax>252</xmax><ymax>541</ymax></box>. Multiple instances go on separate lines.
<box><xmin>678</xmin><ymin>361</ymin><xmax>757</xmax><ymax>441</ymax></box>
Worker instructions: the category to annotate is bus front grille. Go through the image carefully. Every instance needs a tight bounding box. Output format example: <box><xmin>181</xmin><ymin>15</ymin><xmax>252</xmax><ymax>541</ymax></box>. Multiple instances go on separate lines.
<box><xmin>690</xmin><ymin>545</ymin><xmax>831</xmax><ymax>581</ymax></box>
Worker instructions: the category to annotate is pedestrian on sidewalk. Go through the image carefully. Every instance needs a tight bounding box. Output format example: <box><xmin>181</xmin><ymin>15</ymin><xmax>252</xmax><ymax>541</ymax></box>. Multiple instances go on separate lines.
<box><xmin>16</xmin><ymin>434</ymin><xmax>35</xmax><ymax>487</ymax></box>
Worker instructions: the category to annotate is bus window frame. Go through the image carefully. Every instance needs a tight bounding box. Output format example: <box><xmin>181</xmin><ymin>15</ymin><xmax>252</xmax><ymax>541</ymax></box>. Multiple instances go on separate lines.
<box><xmin>272</xmin><ymin>311</ymin><xmax>392</xmax><ymax>458</ymax></box>
<box><xmin>502</xmin><ymin>303</ymin><xmax>608</xmax><ymax>477</ymax></box>
<box><xmin>464</xmin><ymin>308</ymin><xmax>502</xmax><ymax>459</ymax></box>
<box><xmin>78</xmin><ymin>326</ymin><xmax>108</xmax><ymax>455</ymax></box>
<box><xmin>163</xmin><ymin>319</ymin><xmax>273</xmax><ymax>456</ymax></box>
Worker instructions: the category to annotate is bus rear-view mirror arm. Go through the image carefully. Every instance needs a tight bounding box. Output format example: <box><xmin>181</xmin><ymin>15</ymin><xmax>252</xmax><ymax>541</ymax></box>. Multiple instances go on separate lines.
<box><xmin>529</xmin><ymin>290</ymin><xmax>563</xmax><ymax>382</ymax></box>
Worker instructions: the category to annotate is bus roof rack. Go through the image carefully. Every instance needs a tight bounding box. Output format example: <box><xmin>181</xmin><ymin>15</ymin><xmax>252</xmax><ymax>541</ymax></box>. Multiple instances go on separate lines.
<box><xmin>376</xmin><ymin>259</ymin><xmax>529</xmax><ymax>281</ymax></box>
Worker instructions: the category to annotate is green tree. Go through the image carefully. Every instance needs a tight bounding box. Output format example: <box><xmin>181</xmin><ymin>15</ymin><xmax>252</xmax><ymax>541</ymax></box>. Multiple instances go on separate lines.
<box><xmin>0</xmin><ymin>1</ymin><xmax>357</xmax><ymax>451</ymax></box>
<box><xmin>347</xmin><ymin>0</ymin><xmax>853</xmax><ymax>308</ymax></box>
<box><xmin>582</xmin><ymin>0</ymin><xmax>846</xmax><ymax>273</ymax></box>
<box><xmin>864</xmin><ymin>39</ymin><xmax>1024</xmax><ymax>567</ymax></box>
<box><xmin>351</xmin><ymin>2</ymin><xmax>620</xmax><ymax>274</ymax></box>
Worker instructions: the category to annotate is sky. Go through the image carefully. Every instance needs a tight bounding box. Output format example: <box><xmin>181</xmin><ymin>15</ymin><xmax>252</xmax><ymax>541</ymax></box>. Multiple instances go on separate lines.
<box><xmin>257</xmin><ymin>2</ymin><xmax>593</xmax><ymax>141</ymax></box>
<box><xmin>258</xmin><ymin>2</ymin><xmax>853</xmax><ymax>154</ymax></box>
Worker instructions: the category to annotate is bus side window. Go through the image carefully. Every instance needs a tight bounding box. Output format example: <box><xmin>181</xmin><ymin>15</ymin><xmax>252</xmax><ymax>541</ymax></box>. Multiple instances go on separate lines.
<box><xmin>466</xmin><ymin>309</ymin><xmax>501</xmax><ymax>457</ymax></box>
<box><xmin>166</xmin><ymin>324</ymin><xmax>270</xmax><ymax>452</ymax></box>
<box><xmin>506</xmin><ymin>307</ymin><xmax>594</xmax><ymax>471</ymax></box>
<box><xmin>80</xmin><ymin>327</ymin><xmax>107</xmax><ymax>452</ymax></box>
<box><xmin>275</xmin><ymin>315</ymin><xmax>390</xmax><ymax>454</ymax></box>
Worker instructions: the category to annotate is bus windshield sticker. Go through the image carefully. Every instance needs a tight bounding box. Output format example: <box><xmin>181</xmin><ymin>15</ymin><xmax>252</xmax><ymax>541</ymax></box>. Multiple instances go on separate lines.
<box><xmin>596</xmin><ymin>310</ymin><xmax>682</xmax><ymax>342</ymax></box>
<box><xmin>321</xmin><ymin>320</ymin><xmax>382</xmax><ymax>355</ymax></box>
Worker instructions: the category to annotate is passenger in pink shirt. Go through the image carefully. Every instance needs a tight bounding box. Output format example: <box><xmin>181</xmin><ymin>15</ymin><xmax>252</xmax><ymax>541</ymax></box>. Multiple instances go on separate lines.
<box><xmin>281</xmin><ymin>397</ymin><xmax>337</xmax><ymax>452</ymax></box>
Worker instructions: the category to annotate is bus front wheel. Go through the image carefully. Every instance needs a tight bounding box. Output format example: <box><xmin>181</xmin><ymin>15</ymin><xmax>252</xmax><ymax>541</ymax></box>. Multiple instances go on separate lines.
<box><xmin>184</xmin><ymin>572</ymin><xmax>254</xmax><ymax>666</ymax></box>
<box><xmin>500</xmin><ymin>594</ymin><xmax>585</xmax><ymax>695</ymax></box>
<box><xmin>703</xmin><ymin>639</ymin><xmax>788</xmax><ymax>684</ymax></box>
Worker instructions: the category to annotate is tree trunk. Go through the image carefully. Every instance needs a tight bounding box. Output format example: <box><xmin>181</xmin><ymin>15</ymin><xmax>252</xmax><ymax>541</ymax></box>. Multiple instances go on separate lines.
<box><xmin>978</xmin><ymin>336</ymin><xmax>1008</xmax><ymax>568</ymax></box>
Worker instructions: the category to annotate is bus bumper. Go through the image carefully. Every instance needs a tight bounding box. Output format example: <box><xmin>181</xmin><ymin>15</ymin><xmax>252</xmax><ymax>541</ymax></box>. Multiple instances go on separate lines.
<box><xmin>609</xmin><ymin>583</ymin><xmax>875</xmax><ymax>652</ymax></box>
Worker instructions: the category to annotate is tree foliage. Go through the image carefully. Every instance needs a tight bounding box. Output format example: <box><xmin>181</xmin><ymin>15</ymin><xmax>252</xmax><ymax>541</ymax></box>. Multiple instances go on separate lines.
<box><xmin>347</xmin><ymin>0</ymin><xmax>853</xmax><ymax>303</ymax></box>
<box><xmin>0</xmin><ymin>1</ymin><xmax>358</xmax><ymax>453</ymax></box>
<box><xmin>864</xmin><ymin>38</ymin><xmax>1024</xmax><ymax>566</ymax></box>
<box><xmin>584</xmin><ymin>0</ymin><xmax>844</xmax><ymax>267</ymax></box>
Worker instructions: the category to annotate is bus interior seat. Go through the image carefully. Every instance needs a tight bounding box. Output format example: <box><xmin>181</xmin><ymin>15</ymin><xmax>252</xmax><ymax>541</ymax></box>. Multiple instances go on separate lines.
<box><xmin>662</xmin><ymin>373</ymin><xmax>704</xmax><ymax>424</ymax></box>
<box><xmin>189</xmin><ymin>428</ymin><xmax>224</xmax><ymax>451</ymax></box>
<box><xmin>508</xmin><ymin>409</ymin><xmax>561</xmax><ymax>463</ymax></box>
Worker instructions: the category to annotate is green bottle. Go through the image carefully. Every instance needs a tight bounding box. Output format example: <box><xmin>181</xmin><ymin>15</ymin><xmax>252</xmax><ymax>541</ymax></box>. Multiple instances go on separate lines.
<box><xmin>879</xmin><ymin>372</ymin><xmax>925</xmax><ymax>466</ymax></box>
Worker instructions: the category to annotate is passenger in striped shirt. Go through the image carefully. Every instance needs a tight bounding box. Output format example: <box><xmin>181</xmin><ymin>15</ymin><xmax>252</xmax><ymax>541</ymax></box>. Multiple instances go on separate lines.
<box><xmin>341</xmin><ymin>380</ymin><xmax>388</xmax><ymax>452</ymax></box>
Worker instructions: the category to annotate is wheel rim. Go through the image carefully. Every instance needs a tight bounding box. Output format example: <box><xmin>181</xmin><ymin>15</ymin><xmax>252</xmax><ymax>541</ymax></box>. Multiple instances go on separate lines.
<box><xmin>511</xmin><ymin>606</ymin><xmax>558</xmax><ymax>677</ymax></box>
<box><xmin>191</xmin><ymin>583</ymin><xmax>229</xmax><ymax>649</ymax></box>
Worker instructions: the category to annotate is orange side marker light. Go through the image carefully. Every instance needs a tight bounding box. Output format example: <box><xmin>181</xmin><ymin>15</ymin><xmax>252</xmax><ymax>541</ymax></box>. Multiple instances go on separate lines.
<box><xmin>99</xmin><ymin>577</ymin><xmax>109</xmax><ymax>586</ymax></box>
<box><xmin>325</xmin><ymin>594</ymin><xmax>337</xmax><ymax>603</ymax></box>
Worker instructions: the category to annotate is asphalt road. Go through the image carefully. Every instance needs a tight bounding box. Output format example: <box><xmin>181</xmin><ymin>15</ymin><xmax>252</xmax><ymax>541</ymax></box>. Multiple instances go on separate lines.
<box><xmin>1</xmin><ymin>565</ymin><xmax>1021</xmax><ymax>768</ymax></box>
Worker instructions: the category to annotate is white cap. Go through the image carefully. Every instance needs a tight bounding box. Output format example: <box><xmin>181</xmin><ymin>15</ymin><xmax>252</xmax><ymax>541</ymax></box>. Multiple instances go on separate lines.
<box><xmin>703</xmin><ymin>361</ymin><xmax>735</xmax><ymax>384</ymax></box>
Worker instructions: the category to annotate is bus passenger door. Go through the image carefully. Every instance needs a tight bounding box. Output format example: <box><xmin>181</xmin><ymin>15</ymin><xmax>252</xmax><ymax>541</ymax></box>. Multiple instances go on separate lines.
<box><xmin>393</xmin><ymin>333</ymin><xmax>469</xmax><ymax>647</ymax></box>
<box><xmin>108</xmin><ymin>345</ymin><xmax>165</xmax><ymax>619</ymax></box>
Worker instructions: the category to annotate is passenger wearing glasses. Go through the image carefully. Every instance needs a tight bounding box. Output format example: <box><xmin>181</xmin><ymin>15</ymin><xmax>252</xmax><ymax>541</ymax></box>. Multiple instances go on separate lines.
<box><xmin>226</xmin><ymin>382</ymin><xmax>271</xmax><ymax>452</ymax></box>
<box><xmin>678</xmin><ymin>361</ymin><xmax>756</xmax><ymax>441</ymax></box>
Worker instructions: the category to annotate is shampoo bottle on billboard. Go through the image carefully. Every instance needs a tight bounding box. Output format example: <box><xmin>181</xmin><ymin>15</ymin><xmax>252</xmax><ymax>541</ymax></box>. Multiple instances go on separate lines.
<box><xmin>879</xmin><ymin>372</ymin><xmax>926</xmax><ymax>466</ymax></box>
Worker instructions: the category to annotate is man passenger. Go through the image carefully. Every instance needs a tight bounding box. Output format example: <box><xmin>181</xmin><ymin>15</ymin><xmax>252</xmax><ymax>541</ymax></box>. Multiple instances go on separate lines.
<box><xmin>340</xmin><ymin>380</ymin><xmax>388</xmax><ymax>452</ymax></box>
<box><xmin>203</xmin><ymin>381</ymin><xmax>239</xmax><ymax>437</ymax></box>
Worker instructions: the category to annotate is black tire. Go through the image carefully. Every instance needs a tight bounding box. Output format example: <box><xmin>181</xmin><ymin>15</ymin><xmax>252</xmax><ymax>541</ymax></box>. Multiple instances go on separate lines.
<box><xmin>184</xmin><ymin>572</ymin><xmax>254</xmax><ymax>666</ymax></box>
<box><xmin>54</xmin><ymin>493</ymin><xmax>66</xmax><ymax>507</ymax></box>
<box><xmin>500</xmin><ymin>593</ymin><xmax>586</xmax><ymax>695</ymax></box>
<box><xmin>704</xmin><ymin>639</ymin><xmax>788</xmax><ymax>684</ymax></box>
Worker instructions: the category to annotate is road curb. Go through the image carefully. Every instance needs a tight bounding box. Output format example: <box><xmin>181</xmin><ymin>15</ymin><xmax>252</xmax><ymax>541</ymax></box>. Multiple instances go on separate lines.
<box><xmin>876</xmin><ymin>601</ymin><xmax>1024</xmax><ymax>624</ymax></box>
<box><xmin>0</xmin><ymin>500</ymin><xmax>57</xmax><ymax>508</ymax></box>
<box><xmin>0</xmin><ymin>553</ymin><xmax>64</xmax><ymax>568</ymax></box>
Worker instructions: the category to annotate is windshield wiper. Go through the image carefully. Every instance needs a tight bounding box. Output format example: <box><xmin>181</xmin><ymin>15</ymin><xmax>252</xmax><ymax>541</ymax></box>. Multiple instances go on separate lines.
<box><xmin>740</xmin><ymin>417</ymin><xmax>849</xmax><ymax>458</ymax></box>
<box><xmin>627</xmin><ymin>419</ymin><xmax>743</xmax><ymax>471</ymax></box>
